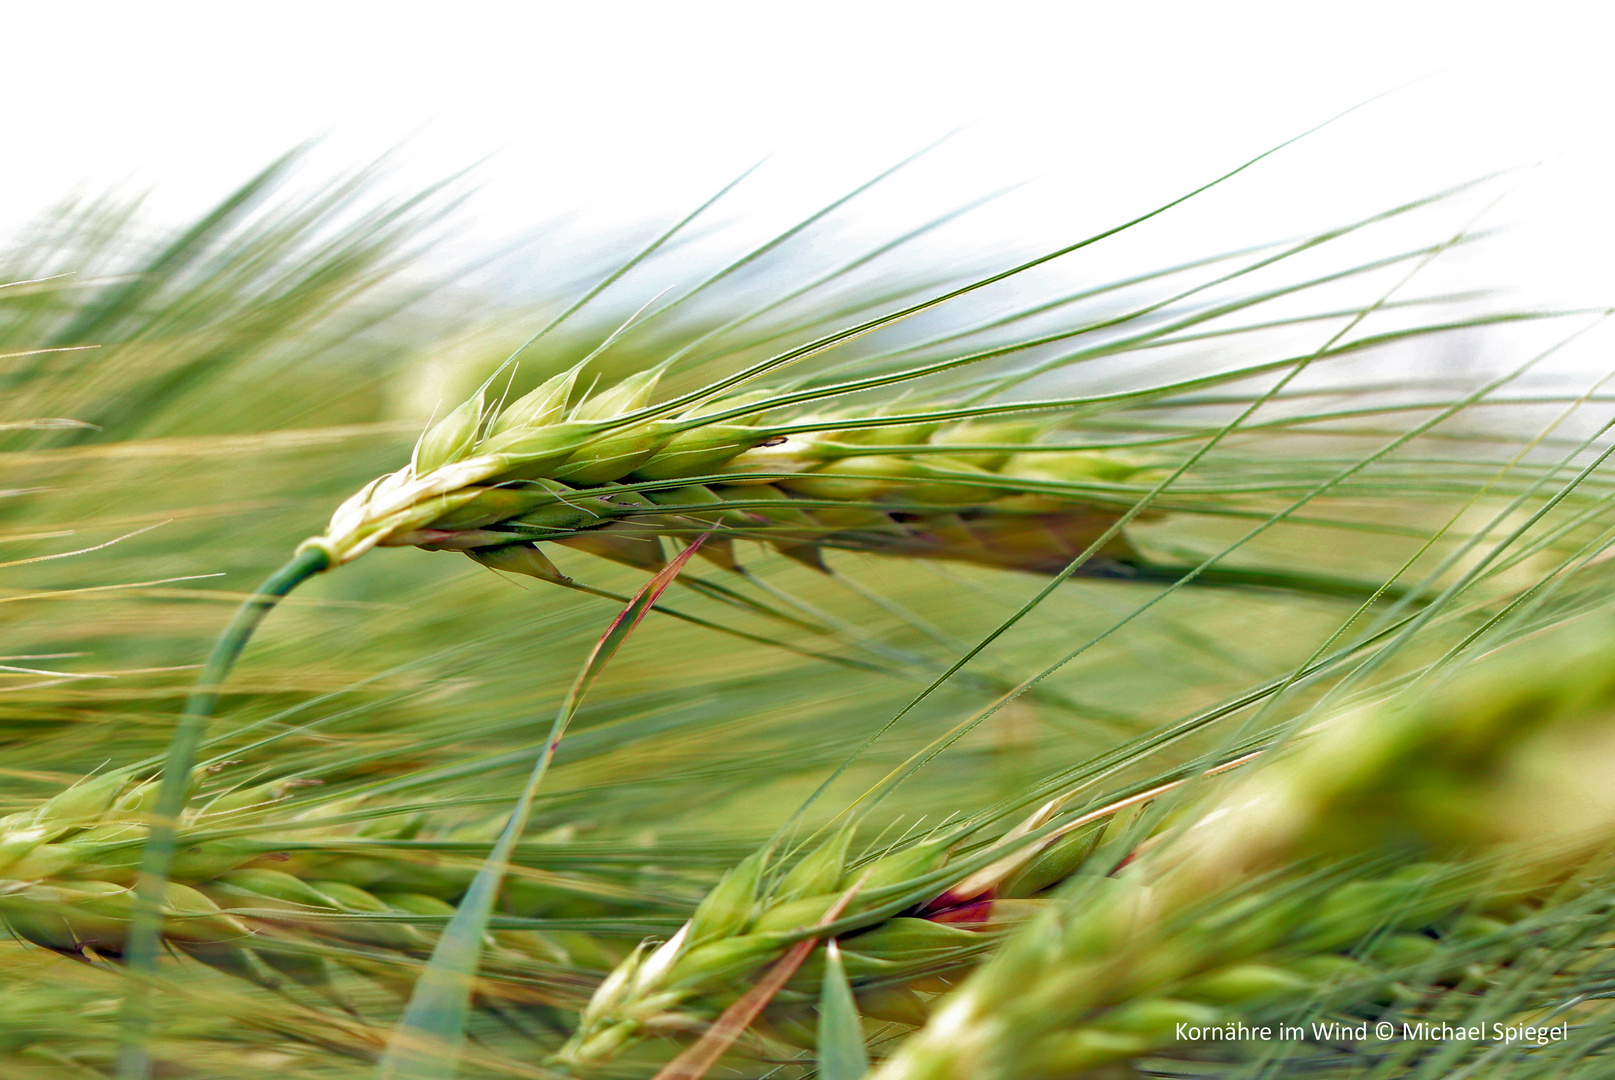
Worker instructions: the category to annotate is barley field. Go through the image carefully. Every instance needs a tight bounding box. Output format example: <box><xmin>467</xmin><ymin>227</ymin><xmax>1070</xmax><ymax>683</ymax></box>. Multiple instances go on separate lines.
<box><xmin>4</xmin><ymin>144</ymin><xmax>1615</xmax><ymax>1080</ymax></box>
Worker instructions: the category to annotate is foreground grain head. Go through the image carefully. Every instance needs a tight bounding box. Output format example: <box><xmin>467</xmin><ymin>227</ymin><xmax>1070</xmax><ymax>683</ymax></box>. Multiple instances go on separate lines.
<box><xmin>874</xmin><ymin>610</ymin><xmax>1615</xmax><ymax>1079</ymax></box>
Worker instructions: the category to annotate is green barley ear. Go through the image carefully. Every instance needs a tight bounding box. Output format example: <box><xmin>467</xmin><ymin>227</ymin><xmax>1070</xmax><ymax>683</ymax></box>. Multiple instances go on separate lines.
<box><xmin>413</xmin><ymin>390</ymin><xmax>485</xmax><ymax>474</ymax></box>
<box><xmin>557</xmin><ymin>821</ymin><xmax>958</xmax><ymax>1068</ymax></box>
<box><xmin>297</xmin><ymin>174</ymin><xmax>1535</xmax><ymax>591</ymax></box>
<box><xmin>486</xmin><ymin>361</ymin><xmax>582</xmax><ymax>436</ymax></box>
<box><xmin>1160</xmin><ymin>612</ymin><xmax>1615</xmax><ymax>886</ymax></box>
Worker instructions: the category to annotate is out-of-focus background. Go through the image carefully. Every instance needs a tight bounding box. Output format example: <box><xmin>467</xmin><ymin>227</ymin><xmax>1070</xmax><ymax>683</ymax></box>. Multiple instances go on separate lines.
<box><xmin>9</xmin><ymin>1</ymin><xmax>1611</xmax><ymax>311</ymax></box>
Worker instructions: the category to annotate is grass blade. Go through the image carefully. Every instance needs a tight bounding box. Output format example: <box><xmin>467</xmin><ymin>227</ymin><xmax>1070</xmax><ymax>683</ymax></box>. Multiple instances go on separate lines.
<box><xmin>817</xmin><ymin>940</ymin><xmax>871</xmax><ymax>1080</ymax></box>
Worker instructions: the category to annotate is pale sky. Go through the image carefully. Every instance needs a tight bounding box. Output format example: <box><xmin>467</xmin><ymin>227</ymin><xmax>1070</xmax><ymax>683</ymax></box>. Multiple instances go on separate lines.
<box><xmin>7</xmin><ymin>2</ymin><xmax>1612</xmax><ymax>323</ymax></box>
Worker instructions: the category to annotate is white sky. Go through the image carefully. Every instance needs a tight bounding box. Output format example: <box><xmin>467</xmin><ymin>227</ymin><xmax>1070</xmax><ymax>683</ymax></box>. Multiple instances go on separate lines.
<box><xmin>6</xmin><ymin>2</ymin><xmax>1612</xmax><ymax>320</ymax></box>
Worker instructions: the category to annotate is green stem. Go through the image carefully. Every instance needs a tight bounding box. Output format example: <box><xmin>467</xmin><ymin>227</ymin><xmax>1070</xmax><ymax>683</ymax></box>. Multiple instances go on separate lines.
<box><xmin>1120</xmin><ymin>559</ymin><xmax>1421</xmax><ymax>605</ymax></box>
<box><xmin>117</xmin><ymin>545</ymin><xmax>331</xmax><ymax>1079</ymax></box>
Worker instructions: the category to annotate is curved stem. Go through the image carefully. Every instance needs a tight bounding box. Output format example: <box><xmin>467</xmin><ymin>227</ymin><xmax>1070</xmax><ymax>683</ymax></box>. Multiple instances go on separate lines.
<box><xmin>117</xmin><ymin>545</ymin><xmax>331</xmax><ymax>1079</ymax></box>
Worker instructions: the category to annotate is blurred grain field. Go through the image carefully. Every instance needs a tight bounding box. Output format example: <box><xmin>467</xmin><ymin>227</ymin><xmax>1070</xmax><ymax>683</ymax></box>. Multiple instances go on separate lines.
<box><xmin>5</xmin><ymin>150</ymin><xmax>1615</xmax><ymax>1080</ymax></box>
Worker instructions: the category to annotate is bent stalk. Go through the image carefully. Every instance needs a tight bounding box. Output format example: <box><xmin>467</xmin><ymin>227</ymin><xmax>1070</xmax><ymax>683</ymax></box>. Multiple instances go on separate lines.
<box><xmin>117</xmin><ymin>545</ymin><xmax>332</xmax><ymax>1078</ymax></box>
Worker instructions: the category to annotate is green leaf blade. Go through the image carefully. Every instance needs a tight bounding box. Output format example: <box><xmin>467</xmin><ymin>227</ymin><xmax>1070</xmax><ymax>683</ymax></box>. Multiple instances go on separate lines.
<box><xmin>818</xmin><ymin>940</ymin><xmax>871</xmax><ymax>1080</ymax></box>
